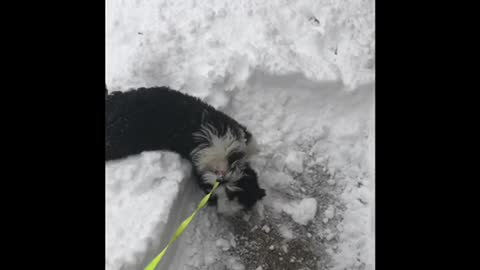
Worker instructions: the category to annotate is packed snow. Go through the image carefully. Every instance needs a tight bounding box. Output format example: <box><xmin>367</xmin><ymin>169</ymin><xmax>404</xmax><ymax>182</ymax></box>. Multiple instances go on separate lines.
<box><xmin>105</xmin><ymin>152</ymin><xmax>193</xmax><ymax>269</ymax></box>
<box><xmin>282</xmin><ymin>198</ymin><xmax>318</xmax><ymax>225</ymax></box>
<box><xmin>106</xmin><ymin>0</ymin><xmax>375</xmax><ymax>269</ymax></box>
<box><xmin>278</xmin><ymin>225</ymin><xmax>294</xmax><ymax>240</ymax></box>
<box><xmin>285</xmin><ymin>150</ymin><xmax>306</xmax><ymax>174</ymax></box>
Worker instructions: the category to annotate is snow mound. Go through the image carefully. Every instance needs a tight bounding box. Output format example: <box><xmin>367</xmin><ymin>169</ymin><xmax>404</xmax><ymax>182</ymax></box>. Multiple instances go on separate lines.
<box><xmin>107</xmin><ymin>0</ymin><xmax>374</xmax><ymax>100</ymax></box>
<box><xmin>285</xmin><ymin>150</ymin><xmax>305</xmax><ymax>173</ymax></box>
<box><xmin>278</xmin><ymin>225</ymin><xmax>294</xmax><ymax>240</ymax></box>
<box><xmin>324</xmin><ymin>205</ymin><xmax>335</xmax><ymax>219</ymax></box>
<box><xmin>282</xmin><ymin>198</ymin><xmax>318</xmax><ymax>225</ymax></box>
<box><xmin>106</xmin><ymin>152</ymin><xmax>192</xmax><ymax>270</ymax></box>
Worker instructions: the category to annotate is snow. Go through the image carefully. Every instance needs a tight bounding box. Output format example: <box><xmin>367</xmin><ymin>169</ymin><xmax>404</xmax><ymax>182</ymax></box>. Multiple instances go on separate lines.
<box><xmin>271</xmin><ymin>153</ymin><xmax>286</xmax><ymax>171</ymax></box>
<box><xmin>320</xmin><ymin>228</ymin><xmax>336</xmax><ymax>241</ymax></box>
<box><xmin>227</xmin><ymin>257</ymin><xmax>245</xmax><ymax>270</ymax></box>
<box><xmin>105</xmin><ymin>152</ymin><xmax>192</xmax><ymax>270</ymax></box>
<box><xmin>106</xmin><ymin>0</ymin><xmax>374</xmax><ymax>96</ymax></box>
<box><xmin>282</xmin><ymin>198</ymin><xmax>318</xmax><ymax>225</ymax></box>
<box><xmin>106</xmin><ymin>0</ymin><xmax>374</xmax><ymax>269</ymax></box>
<box><xmin>324</xmin><ymin>205</ymin><xmax>336</xmax><ymax>219</ymax></box>
<box><xmin>215</xmin><ymin>238</ymin><xmax>231</xmax><ymax>251</ymax></box>
<box><xmin>285</xmin><ymin>150</ymin><xmax>305</xmax><ymax>173</ymax></box>
<box><xmin>230</xmin><ymin>237</ymin><xmax>237</xmax><ymax>248</ymax></box>
<box><xmin>278</xmin><ymin>225</ymin><xmax>294</xmax><ymax>240</ymax></box>
<box><xmin>260</xmin><ymin>171</ymin><xmax>294</xmax><ymax>191</ymax></box>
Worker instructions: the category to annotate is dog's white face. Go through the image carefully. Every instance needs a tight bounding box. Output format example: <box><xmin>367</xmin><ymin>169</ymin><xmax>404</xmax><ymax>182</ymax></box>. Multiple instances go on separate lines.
<box><xmin>191</xmin><ymin>123</ymin><xmax>262</xmax><ymax>215</ymax></box>
<box><xmin>191</xmin><ymin>123</ymin><xmax>259</xmax><ymax>187</ymax></box>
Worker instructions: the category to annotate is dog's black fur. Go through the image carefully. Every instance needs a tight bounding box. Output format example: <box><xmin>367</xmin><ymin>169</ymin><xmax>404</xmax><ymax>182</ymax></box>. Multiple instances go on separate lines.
<box><xmin>106</xmin><ymin>86</ymin><xmax>265</xmax><ymax>213</ymax></box>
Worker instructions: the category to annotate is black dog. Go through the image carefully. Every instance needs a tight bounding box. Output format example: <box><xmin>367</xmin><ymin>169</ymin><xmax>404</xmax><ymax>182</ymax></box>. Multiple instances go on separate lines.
<box><xmin>106</xmin><ymin>87</ymin><xmax>265</xmax><ymax>214</ymax></box>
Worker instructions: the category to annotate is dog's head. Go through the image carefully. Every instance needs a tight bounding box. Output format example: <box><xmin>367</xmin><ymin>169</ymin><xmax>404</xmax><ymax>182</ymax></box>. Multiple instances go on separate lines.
<box><xmin>214</xmin><ymin>163</ymin><xmax>266</xmax><ymax>215</ymax></box>
<box><xmin>191</xmin><ymin>121</ymin><xmax>259</xmax><ymax>187</ymax></box>
<box><xmin>226</xmin><ymin>164</ymin><xmax>266</xmax><ymax>209</ymax></box>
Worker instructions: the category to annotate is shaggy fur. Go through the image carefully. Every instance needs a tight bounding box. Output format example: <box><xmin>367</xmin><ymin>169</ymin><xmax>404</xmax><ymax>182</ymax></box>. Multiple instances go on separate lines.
<box><xmin>105</xmin><ymin>86</ymin><xmax>265</xmax><ymax>214</ymax></box>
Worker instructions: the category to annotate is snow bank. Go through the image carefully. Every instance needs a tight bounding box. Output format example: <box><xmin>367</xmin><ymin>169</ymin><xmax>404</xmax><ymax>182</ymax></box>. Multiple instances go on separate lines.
<box><xmin>107</xmin><ymin>0</ymin><xmax>374</xmax><ymax>100</ymax></box>
<box><xmin>106</xmin><ymin>152</ymin><xmax>192</xmax><ymax>270</ymax></box>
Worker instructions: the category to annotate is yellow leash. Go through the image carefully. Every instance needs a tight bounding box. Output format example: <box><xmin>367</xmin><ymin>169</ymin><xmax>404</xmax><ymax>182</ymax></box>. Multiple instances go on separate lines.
<box><xmin>144</xmin><ymin>181</ymin><xmax>221</xmax><ymax>270</ymax></box>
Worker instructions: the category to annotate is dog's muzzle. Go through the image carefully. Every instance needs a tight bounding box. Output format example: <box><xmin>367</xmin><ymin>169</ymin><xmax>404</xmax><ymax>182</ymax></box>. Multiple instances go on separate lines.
<box><xmin>216</xmin><ymin>176</ymin><xmax>227</xmax><ymax>184</ymax></box>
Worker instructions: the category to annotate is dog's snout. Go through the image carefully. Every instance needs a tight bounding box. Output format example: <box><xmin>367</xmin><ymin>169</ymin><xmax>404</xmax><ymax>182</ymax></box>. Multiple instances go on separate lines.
<box><xmin>214</xmin><ymin>169</ymin><xmax>226</xmax><ymax>177</ymax></box>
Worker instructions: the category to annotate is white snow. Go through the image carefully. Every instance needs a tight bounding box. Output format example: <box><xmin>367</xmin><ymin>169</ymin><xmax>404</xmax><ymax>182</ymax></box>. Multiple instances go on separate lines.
<box><xmin>106</xmin><ymin>0</ymin><xmax>374</xmax><ymax>96</ymax></box>
<box><xmin>271</xmin><ymin>153</ymin><xmax>286</xmax><ymax>171</ymax></box>
<box><xmin>282</xmin><ymin>198</ymin><xmax>318</xmax><ymax>225</ymax></box>
<box><xmin>106</xmin><ymin>0</ymin><xmax>374</xmax><ymax>269</ymax></box>
<box><xmin>227</xmin><ymin>257</ymin><xmax>245</xmax><ymax>270</ymax></box>
<box><xmin>324</xmin><ymin>205</ymin><xmax>335</xmax><ymax>219</ymax></box>
<box><xmin>261</xmin><ymin>171</ymin><xmax>294</xmax><ymax>191</ymax></box>
<box><xmin>320</xmin><ymin>228</ymin><xmax>336</xmax><ymax>241</ymax></box>
<box><xmin>105</xmin><ymin>152</ymin><xmax>192</xmax><ymax>270</ymax></box>
<box><xmin>285</xmin><ymin>150</ymin><xmax>305</xmax><ymax>173</ymax></box>
<box><xmin>278</xmin><ymin>225</ymin><xmax>294</xmax><ymax>240</ymax></box>
<box><xmin>230</xmin><ymin>237</ymin><xmax>237</xmax><ymax>248</ymax></box>
<box><xmin>215</xmin><ymin>238</ymin><xmax>231</xmax><ymax>251</ymax></box>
